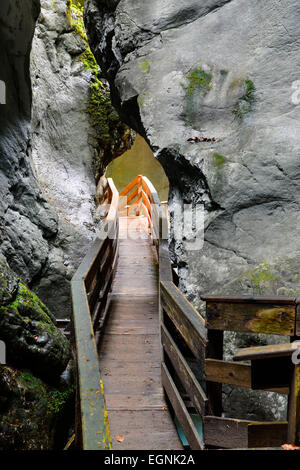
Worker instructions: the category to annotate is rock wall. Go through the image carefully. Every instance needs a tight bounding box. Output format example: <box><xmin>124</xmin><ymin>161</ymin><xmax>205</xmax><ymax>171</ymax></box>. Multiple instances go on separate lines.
<box><xmin>84</xmin><ymin>0</ymin><xmax>300</xmax><ymax>419</ymax></box>
<box><xmin>0</xmin><ymin>253</ymin><xmax>72</xmax><ymax>450</ymax></box>
<box><xmin>85</xmin><ymin>0</ymin><xmax>300</xmax><ymax>302</ymax></box>
<box><xmin>0</xmin><ymin>0</ymin><xmax>60</xmax><ymax>305</ymax></box>
<box><xmin>0</xmin><ymin>0</ymin><xmax>131</xmax><ymax>318</ymax></box>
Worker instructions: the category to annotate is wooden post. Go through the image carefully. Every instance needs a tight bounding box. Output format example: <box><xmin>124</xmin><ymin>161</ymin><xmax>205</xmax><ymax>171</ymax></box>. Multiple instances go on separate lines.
<box><xmin>206</xmin><ymin>329</ymin><xmax>223</xmax><ymax>416</ymax></box>
<box><xmin>287</xmin><ymin>363</ymin><xmax>300</xmax><ymax>444</ymax></box>
<box><xmin>137</xmin><ymin>175</ymin><xmax>142</xmax><ymax>216</ymax></box>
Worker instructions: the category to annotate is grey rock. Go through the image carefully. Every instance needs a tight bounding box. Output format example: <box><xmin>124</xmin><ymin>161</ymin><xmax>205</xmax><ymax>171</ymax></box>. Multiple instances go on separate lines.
<box><xmin>0</xmin><ymin>261</ymin><xmax>69</xmax><ymax>381</ymax></box>
<box><xmin>85</xmin><ymin>0</ymin><xmax>300</xmax><ymax>421</ymax></box>
<box><xmin>0</xmin><ymin>365</ymin><xmax>74</xmax><ymax>450</ymax></box>
<box><xmin>0</xmin><ymin>0</ymin><xmax>129</xmax><ymax>318</ymax></box>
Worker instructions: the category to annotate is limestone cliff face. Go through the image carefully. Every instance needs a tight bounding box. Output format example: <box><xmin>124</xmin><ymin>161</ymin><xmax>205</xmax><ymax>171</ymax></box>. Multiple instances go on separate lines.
<box><xmin>85</xmin><ymin>0</ymin><xmax>300</xmax><ymax>306</ymax></box>
<box><xmin>0</xmin><ymin>0</ymin><xmax>59</xmax><ymax>302</ymax></box>
<box><xmin>0</xmin><ymin>0</ymin><xmax>131</xmax><ymax>318</ymax></box>
<box><xmin>84</xmin><ymin>0</ymin><xmax>300</xmax><ymax>419</ymax></box>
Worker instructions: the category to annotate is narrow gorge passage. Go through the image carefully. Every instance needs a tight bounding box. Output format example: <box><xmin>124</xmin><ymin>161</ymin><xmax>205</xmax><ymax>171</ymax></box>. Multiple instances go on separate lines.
<box><xmin>98</xmin><ymin>216</ymin><xmax>182</xmax><ymax>450</ymax></box>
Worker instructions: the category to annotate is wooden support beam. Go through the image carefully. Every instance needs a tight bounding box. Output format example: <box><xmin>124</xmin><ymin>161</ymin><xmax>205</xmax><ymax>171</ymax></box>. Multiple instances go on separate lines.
<box><xmin>119</xmin><ymin>176</ymin><xmax>139</xmax><ymax>197</ymax></box>
<box><xmin>296</xmin><ymin>300</ymin><xmax>300</xmax><ymax>336</ymax></box>
<box><xmin>205</xmin><ymin>358</ymin><xmax>289</xmax><ymax>394</ymax></box>
<box><xmin>205</xmin><ymin>359</ymin><xmax>252</xmax><ymax>388</ymax></box>
<box><xmin>288</xmin><ymin>364</ymin><xmax>300</xmax><ymax>444</ymax></box>
<box><xmin>201</xmin><ymin>295</ymin><xmax>296</xmax><ymax>304</ymax></box>
<box><xmin>204</xmin><ymin>416</ymin><xmax>288</xmax><ymax>449</ymax></box>
<box><xmin>234</xmin><ymin>342</ymin><xmax>300</xmax><ymax>361</ymax></box>
<box><xmin>161</xmin><ymin>362</ymin><xmax>204</xmax><ymax>450</ymax></box>
<box><xmin>206</xmin><ymin>301</ymin><xmax>295</xmax><ymax>336</ymax></box>
<box><xmin>206</xmin><ymin>330</ymin><xmax>223</xmax><ymax>416</ymax></box>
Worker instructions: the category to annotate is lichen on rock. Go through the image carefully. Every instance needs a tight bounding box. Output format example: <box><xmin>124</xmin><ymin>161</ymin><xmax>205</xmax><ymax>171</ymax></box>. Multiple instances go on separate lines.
<box><xmin>66</xmin><ymin>0</ymin><xmax>133</xmax><ymax>179</ymax></box>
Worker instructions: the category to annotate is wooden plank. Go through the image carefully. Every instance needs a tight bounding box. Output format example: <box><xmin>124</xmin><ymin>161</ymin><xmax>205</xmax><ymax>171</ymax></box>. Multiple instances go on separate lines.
<box><xmin>71</xmin><ymin>280</ymin><xmax>111</xmax><ymax>450</ymax></box>
<box><xmin>205</xmin><ymin>359</ymin><xmax>252</xmax><ymax>388</ymax></box>
<box><xmin>161</xmin><ymin>324</ymin><xmax>208</xmax><ymax>417</ymax></box>
<box><xmin>288</xmin><ymin>364</ymin><xmax>300</xmax><ymax>444</ymax></box>
<box><xmin>119</xmin><ymin>187</ymin><xmax>138</xmax><ymax>208</ymax></box>
<box><xmin>248</xmin><ymin>422</ymin><xmax>288</xmax><ymax>448</ymax></box>
<box><xmin>234</xmin><ymin>343</ymin><xmax>300</xmax><ymax>361</ymax></box>
<box><xmin>98</xmin><ymin>213</ymin><xmax>182</xmax><ymax>450</ymax></box>
<box><xmin>202</xmin><ymin>295</ymin><xmax>295</xmax><ymax>304</ymax></box>
<box><xmin>296</xmin><ymin>300</ymin><xmax>300</xmax><ymax>336</ymax></box>
<box><xmin>205</xmin><ymin>359</ymin><xmax>289</xmax><ymax>394</ymax></box>
<box><xmin>119</xmin><ymin>176</ymin><xmax>139</xmax><ymax>197</ymax></box>
<box><xmin>203</xmin><ymin>416</ymin><xmax>249</xmax><ymax>448</ymax></box>
<box><xmin>160</xmin><ymin>281</ymin><xmax>207</xmax><ymax>360</ymax></box>
<box><xmin>206</xmin><ymin>330</ymin><xmax>223</xmax><ymax>416</ymax></box>
<box><xmin>204</xmin><ymin>417</ymin><xmax>288</xmax><ymax>448</ymax></box>
<box><xmin>107</xmin><ymin>410</ymin><xmax>183</xmax><ymax>450</ymax></box>
<box><xmin>161</xmin><ymin>362</ymin><xmax>204</xmax><ymax>450</ymax></box>
<box><xmin>206</xmin><ymin>302</ymin><xmax>295</xmax><ymax>336</ymax></box>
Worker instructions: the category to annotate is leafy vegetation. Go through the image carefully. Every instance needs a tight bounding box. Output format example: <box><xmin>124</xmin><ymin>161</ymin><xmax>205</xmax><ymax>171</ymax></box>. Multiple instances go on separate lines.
<box><xmin>232</xmin><ymin>79</ymin><xmax>256</xmax><ymax>119</ymax></box>
<box><xmin>183</xmin><ymin>66</ymin><xmax>212</xmax><ymax>97</ymax></box>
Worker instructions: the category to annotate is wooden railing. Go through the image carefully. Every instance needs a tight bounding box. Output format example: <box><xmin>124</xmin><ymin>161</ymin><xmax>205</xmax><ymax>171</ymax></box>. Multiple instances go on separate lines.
<box><xmin>142</xmin><ymin>178</ymin><xmax>300</xmax><ymax>450</ymax></box>
<box><xmin>71</xmin><ymin>178</ymin><xmax>119</xmax><ymax>450</ymax></box>
<box><xmin>70</xmin><ymin>174</ymin><xmax>300</xmax><ymax>450</ymax></box>
<box><xmin>201</xmin><ymin>294</ymin><xmax>300</xmax><ymax>449</ymax></box>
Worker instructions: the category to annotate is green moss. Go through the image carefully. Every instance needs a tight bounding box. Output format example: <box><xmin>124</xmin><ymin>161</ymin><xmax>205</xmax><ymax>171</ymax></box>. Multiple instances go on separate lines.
<box><xmin>66</xmin><ymin>1</ymin><xmax>123</xmax><ymax>150</ymax></box>
<box><xmin>232</xmin><ymin>79</ymin><xmax>256</xmax><ymax>119</ymax></box>
<box><xmin>21</xmin><ymin>371</ymin><xmax>45</xmax><ymax>392</ymax></box>
<box><xmin>8</xmin><ymin>282</ymin><xmax>53</xmax><ymax>324</ymax></box>
<box><xmin>47</xmin><ymin>388</ymin><xmax>74</xmax><ymax>415</ymax></box>
<box><xmin>183</xmin><ymin>66</ymin><xmax>212</xmax><ymax>97</ymax></box>
<box><xmin>140</xmin><ymin>61</ymin><xmax>150</xmax><ymax>73</ymax></box>
<box><xmin>20</xmin><ymin>369</ymin><xmax>74</xmax><ymax>417</ymax></box>
<box><xmin>212</xmin><ymin>152</ymin><xmax>226</xmax><ymax>168</ymax></box>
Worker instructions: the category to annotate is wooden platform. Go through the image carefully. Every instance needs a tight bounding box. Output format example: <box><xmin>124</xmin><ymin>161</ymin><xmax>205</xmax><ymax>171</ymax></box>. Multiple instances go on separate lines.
<box><xmin>98</xmin><ymin>217</ymin><xmax>183</xmax><ymax>450</ymax></box>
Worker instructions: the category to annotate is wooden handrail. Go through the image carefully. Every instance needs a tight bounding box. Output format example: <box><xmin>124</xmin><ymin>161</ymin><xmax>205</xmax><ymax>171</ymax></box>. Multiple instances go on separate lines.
<box><xmin>71</xmin><ymin>178</ymin><xmax>119</xmax><ymax>450</ymax></box>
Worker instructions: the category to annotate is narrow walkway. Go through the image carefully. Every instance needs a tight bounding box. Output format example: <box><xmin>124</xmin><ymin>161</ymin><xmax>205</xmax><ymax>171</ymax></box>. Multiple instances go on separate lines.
<box><xmin>98</xmin><ymin>216</ymin><xmax>183</xmax><ymax>450</ymax></box>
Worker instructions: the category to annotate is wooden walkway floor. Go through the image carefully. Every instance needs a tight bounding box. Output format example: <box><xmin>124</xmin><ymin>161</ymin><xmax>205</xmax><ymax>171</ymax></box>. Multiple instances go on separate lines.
<box><xmin>98</xmin><ymin>216</ymin><xmax>183</xmax><ymax>450</ymax></box>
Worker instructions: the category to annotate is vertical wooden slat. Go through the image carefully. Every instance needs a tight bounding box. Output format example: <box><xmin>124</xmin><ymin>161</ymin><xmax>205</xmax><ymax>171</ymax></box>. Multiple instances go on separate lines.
<box><xmin>161</xmin><ymin>362</ymin><xmax>204</xmax><ymax>450</ymax></box>
<box><xmin>206</xmin><ymin>329</ymin><xmax>223</xmax><ymax>416</ymax></box>
<box><xmin>288</xmin><ymin>364</ymin><xmax>300</xmax><ymax>444</ymax></box>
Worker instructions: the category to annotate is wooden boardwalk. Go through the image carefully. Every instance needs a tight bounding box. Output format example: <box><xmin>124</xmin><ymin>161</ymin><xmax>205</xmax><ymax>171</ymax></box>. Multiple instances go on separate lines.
<box><xmin>98</xmin><ymin>217</ymin><xmax>183</xmax><ymax>450</ymax></box>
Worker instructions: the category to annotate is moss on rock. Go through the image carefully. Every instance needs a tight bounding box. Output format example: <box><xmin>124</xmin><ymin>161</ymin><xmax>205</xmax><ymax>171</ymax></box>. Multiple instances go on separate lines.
<box><xmin>232</xmin><ymin>78</ymin><xmax>256</xmax><ymax>119</ymax></box>
<box><xmin>183</xmin><ymin>66</ymin><xmax>212</xmax><ymax>97</ymax></box>
<box><xmin>0</xmin><ymin>262</ymin><xmax>69</xmax><ymax>382</ymax></box>
<box><xmin>0</xmin><ymin>365</ymin><xmax>74</xmax><ymax>450</ymax></box>
<box><xmin>67</xmin><ymin>0</ymin><xmax>132</xmax><ymax>179</ymax></box>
